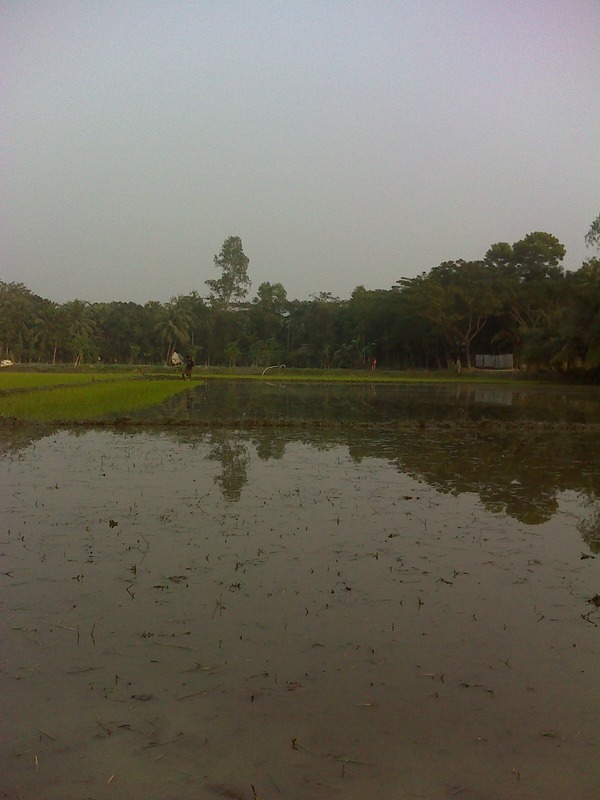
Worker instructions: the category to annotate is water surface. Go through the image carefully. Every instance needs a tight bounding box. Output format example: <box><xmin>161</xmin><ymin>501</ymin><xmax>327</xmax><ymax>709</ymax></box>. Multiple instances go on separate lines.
<box><xmin>1</xmin><ymin>383</ymin><xmax>598</xmax><ymax>799</ymax></box>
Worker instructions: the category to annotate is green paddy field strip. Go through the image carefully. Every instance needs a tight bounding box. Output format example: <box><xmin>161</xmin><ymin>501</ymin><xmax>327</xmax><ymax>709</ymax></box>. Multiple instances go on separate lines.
<box><xmin>0</xmin><ymin>375</ymin><xmax>194</xmax><ymax>421</ymax></box>
<box><xmin>0</xmin><ymin>366</ymin><xmax>559</xmax><ymax>423</ymax></box>
<box><xmin>0</xmin><ymin>372</ymin><xmax>133</xmax><ymax>391</ymax></box>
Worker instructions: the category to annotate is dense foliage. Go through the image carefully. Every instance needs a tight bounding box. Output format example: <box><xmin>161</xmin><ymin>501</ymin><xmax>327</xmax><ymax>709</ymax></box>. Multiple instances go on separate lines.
<box><xmin>2</xmin><ymin>231</ymin><xmax>600</xmax><ymax>374</ymax></box>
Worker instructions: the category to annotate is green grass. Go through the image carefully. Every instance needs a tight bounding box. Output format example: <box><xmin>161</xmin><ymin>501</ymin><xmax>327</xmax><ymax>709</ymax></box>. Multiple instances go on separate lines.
<box><xmin>146</xmin><ymin>365</ymin><xmax>539</xmax><ymax>385</ymax></box>
<box><xmin>0</xmin><ymin>364</ymin><xmax>578</xmax><ymax>423</ymax></box>
<box><xmin>0</xmin><ymin>377</ymin><xmax>195</xmax><ymax>421</ymax></box>
<box><xmin>1</xmin><ymin>363</ymin><xmax>552</xmax><ymax>387</ymax></box>
<box><xmin>0</xmin><ymin>372</ymin><xmax>132</xmax><ymax>391</ymax></box>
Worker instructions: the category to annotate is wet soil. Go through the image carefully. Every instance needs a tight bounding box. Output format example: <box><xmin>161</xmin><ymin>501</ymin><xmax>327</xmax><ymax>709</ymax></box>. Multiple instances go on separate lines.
<box><xmin>1</xmin><ymin>384</ymin><xmax>599</xmax><ymax>799</ymax></box>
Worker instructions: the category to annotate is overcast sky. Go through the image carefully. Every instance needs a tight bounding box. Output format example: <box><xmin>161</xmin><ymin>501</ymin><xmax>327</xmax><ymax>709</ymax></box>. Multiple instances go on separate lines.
<box><xmin>2</xmin><ymin>1</ymin><xmax>599</xmax><ymax>305</ymax></box>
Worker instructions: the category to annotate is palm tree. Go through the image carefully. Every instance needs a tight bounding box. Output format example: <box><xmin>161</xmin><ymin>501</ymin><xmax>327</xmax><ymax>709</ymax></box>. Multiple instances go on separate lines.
<box><xmin>0</xmin><ymin>281</ymin><xmax>38</xmax><ymax>361</ymax></box>
<box><xmin>63</xmin><ymin>299</ymin><xmax>97</xmax><ymax>365</ymax></box>
<box><xmin>155</xmin><ymin>298</ymin><xmax>192</xmax><ymax>363</ymax></box>
<box><xmin>31</xmin><ymin>301</ymin><xmax>67</xmax><ymax>363</ymax></box>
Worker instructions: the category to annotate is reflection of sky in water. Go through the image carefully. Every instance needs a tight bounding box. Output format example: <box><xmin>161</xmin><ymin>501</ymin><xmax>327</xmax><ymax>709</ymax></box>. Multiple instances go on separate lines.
<box><xmin>474</xmin><ymin>387</ymin><xmax>513</xmax><ymax>405</ymax></box>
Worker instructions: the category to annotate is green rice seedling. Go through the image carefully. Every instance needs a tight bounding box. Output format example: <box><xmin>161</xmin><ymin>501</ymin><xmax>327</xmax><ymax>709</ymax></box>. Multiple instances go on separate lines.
<box><xmin>0</xmin><ymin>372</ymin><xmax>132</xmax><ymax>392</ymax></box>
<box><xmin>146</xmin><ymin>367</ymin><xmax>539</xmax><ymax>386</ymax></box>
<box><xmin>0</xmin><ymin>378</ymin><xmax>194</xmax><ymax>421</ymax></box>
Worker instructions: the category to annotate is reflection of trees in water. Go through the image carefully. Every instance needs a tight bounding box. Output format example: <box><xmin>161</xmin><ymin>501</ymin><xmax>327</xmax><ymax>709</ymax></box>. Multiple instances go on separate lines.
<box><xmin>207</xmin><ymin>431</ymin><xmax>249</xmax><ymax>501</ymax></box>
<box><xmin>0</xmin><ymin>421</ymin><xmax>58</xmax><ymax>457</ymax></box>
<box><xmin>251</xmin><ymin>429</ymin><xmax>287</xmax><ymax>461</ymax></box>
<box><xmin>154</xmin><ymin>381</ymin><xmax>600</xmax><ymax>427</ymax></box>
<box><xmin>3</xmin><ymin>419</ymin><xmax>599</xmax><ymax>549</ymax></box>
<box><xmin>578</xmin><ymin>496</ymin><xmax>600</xmax><ymax>554</ymax></box>
<box><xmin>217</xmin><ymin>425</ymin><xmax>600</xmax><ymax>544</ymax></box>
<box><xmin>402</xmin><ymin>430</ymin><xmax>567</xmax><ymax>525</ymax></box>
<box><xmin>464</xmin><ymin>431</ymin><xmax>596</xmax><ymax>526</ymax></box>
<box><xmin>478</xmin><ymin>484</ymin><xmax>559</xmax><ymax>525</ymax></box>
<box><xmin>346</xmin><ymin>428</ymin><xmax>600</xmax><ymax>529</ymax></box>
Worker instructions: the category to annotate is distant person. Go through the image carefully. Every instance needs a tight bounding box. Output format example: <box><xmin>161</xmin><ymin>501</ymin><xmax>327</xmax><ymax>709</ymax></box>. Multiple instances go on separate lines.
<box><xmin>371</xmin><ymin>357</ymin><xmax>377</xmax><ymax>370</ymax></box>
<box><xmin>182</xmin><ymin>354</ymin><xmax>194</xmax><ymax>380</ymax></box>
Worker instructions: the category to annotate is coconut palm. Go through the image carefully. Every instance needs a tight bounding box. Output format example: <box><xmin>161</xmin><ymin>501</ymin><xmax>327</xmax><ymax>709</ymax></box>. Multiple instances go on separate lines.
<box><xmin>31</xmin><ymin>301</ymin><xmax>67</xmax><ymax>363</ymax></box>
<box><xmin>155</xmin><ymin>298</ymin><xmax>192</xmax><ymax>363</ymax></box>
<box><xmin>63</xmin><ymin>299</ymin><xmax>97</xmax><ymax>365</ymax></box>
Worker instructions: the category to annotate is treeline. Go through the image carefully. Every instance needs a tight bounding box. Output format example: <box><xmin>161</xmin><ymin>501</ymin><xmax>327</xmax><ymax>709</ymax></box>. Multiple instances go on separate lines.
<box><xmin>1</xmin><ymin>230</ymin><xmax>599</xmax><ymax>374</ymax></box>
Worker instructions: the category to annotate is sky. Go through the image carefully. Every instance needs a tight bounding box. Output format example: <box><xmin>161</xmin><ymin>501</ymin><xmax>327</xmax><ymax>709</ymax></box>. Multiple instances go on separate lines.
<box><xmin>2</xmin><ymin>0</ymin><xmax>599</xmax><ymax>305</ymax></box>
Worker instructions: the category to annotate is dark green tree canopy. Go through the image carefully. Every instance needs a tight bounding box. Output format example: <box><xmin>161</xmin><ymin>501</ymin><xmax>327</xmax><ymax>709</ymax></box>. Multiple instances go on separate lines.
<box><xmin>484</xmin><ymin>241</ymin><xmax>515</xmax><ymax>274</ymax></box>
<box><xmin>4</xmin><ymin>227</ymin><xmax>600</xmax><ymax>375</ymax></box>
<box><xmin>253</xmin><ymin>281</ymin><xmax>288</xmax><ymax>314</ymax></box>
<box><xmin>485</xmin><ymin>232</ymin><xmax>565</xmax><ymax>282</ymax></box>
<box><xmin>511</xmin><ymin>232</ymin><xmax>565</xmax><ymax>281</ymax></box>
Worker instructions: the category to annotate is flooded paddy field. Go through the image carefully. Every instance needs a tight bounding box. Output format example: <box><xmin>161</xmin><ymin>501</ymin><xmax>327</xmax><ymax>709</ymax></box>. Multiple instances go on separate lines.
<box><xmin>1</xmin><ymin>383</ymin><xmax>599</xmax><ymax>799</ymax></box>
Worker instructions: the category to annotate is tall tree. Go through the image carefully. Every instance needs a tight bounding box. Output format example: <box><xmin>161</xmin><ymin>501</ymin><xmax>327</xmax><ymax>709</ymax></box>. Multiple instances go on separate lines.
<box><xmin>205</xmin><ymin>236</ymin><xmax>251</xmax><ymax>309</ymax></box>
<box><xmin>250</xmin><ymin>281</ymin><xmax>288</xmax><ymax>342</ymax></box>
<box><xmin>0</xmin><ymin>282</ymin><xmax>39</xmax><ymax>361</ymax></box>
<box><xmin>401</xmin><ymin>261</ymin><xmax>500</xmax><ymax>369</ymax></box>
<box><xmin>558</xmin><ymin>258</ymin><xmax>600</xmax><ymax>369</ymax></box>
<box><xmin>293</xmin><ymin>293</ymin><xmax>346</xmax><ymax>368</ymax></box>
<box><xmin>485</xmin><ymin>232</ymin><xmax>566</xmax><ymax>366</ymax></box>
<box><xmin>511</xmin><ymin>231</ymin><xmax>565</xmax><ymax>282</ymax></box>
<box><xmin>585</xmin><ymin>212</ymin><xmax>600</xmax><ymax>251</ymax></box>
<box><xmin>203</xmin><ymin>236</ymin><xmax>251</xmax><ymax>364</ymax></box>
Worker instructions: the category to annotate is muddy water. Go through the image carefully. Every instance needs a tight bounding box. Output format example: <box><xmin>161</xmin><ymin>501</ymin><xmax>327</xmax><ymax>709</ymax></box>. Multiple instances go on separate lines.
<box><xmin>1</xmin><ymin>384</ymin><xmax>599</xmax><ymax>799</ymax></box>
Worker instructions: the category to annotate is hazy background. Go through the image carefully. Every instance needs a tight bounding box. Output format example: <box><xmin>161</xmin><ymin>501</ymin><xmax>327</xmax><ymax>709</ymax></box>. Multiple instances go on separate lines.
<box><xmin>2</xmin><ymin>0</ymin><xmax>599</xmax><ymax>304</ymax></box>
